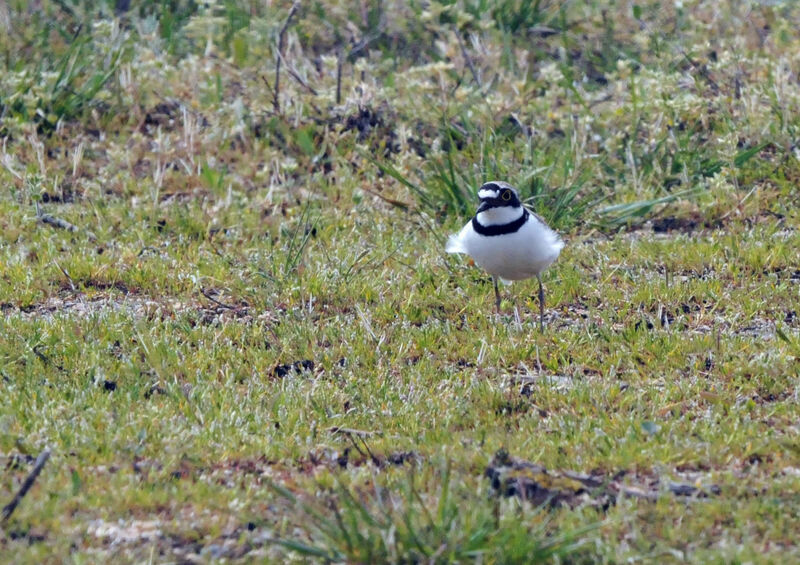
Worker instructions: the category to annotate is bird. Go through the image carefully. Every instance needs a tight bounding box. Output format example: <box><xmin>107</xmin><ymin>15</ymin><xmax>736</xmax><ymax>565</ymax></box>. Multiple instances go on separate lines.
<box><xmin>445</xmin><ymin>181</ymin><xmax>564</xmax><ymax>331</ymax></box>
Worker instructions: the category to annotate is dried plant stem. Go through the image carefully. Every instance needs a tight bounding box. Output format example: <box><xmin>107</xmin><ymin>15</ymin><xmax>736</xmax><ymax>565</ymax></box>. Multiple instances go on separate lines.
<box><xmin>273</xmin><ymin>2</ymin><xmax>300</xmax><ymax>114</ymax></box>
<box><xmin>282</xmin><ymin>59</ymin><xmax>317</xmax><ymax>96</ymax></box>
<box><xmin>2</xmin><ymin>448</ymin><xmax>52</xmax><ymax>523</ymax></box>
<box><xmin>336</xmin><ymin>48</ymin><xmax>344</xmax><ymax>105</ymax></box>
<box><xmin>36</xmin><ymin>203</ymin><xmax>97</xmax><ymax>241</ymax></box>
<box><xmin>456</xmin><ymin>30</ymin><xmax>481</xmax><ymax>87</ymax></box>
<box><xmin>200</xmin><ymin>288</ymin><xmax>235</xmax><ymax>310</ymax></box>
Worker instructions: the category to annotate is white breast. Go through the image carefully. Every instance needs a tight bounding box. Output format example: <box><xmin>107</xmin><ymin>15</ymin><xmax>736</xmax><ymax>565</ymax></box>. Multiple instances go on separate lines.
<box><xmin>446</xmin><ymin>213</ymin><xmax>563</xmax><ymax>281</ymax></box>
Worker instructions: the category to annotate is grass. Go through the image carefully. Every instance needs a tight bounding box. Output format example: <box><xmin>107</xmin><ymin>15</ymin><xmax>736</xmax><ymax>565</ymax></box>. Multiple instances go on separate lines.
<box><xmin>1</xmin><ymin>0</ymin><xmax>799</xmax><ymax>562</ymax></box>
<box><xmin>265</xmin><ymin>464</ymin><xmax>595</xmax><ymax>562</ymax></box>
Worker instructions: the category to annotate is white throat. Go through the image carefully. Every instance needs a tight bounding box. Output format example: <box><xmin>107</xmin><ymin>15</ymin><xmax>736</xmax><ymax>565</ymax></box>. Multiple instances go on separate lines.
<box><xmin>476</xmin><ymin>205</ymin><xmax>524</xmax><ymax>226</ymax></box>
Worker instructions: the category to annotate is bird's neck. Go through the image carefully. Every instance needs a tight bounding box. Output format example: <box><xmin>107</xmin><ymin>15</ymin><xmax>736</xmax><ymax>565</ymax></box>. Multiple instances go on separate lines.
<box><xmin>475</xmin><ymin>205</ymin><xmax>524</xmax><ymax>226</ymax></box>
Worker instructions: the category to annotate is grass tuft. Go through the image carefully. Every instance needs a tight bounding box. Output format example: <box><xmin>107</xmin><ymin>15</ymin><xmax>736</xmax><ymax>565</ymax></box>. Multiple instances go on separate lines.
<box><xmin>267</xmin><ymin>463</ymin><xmax>594</xmax><ymax>563</ymax></box>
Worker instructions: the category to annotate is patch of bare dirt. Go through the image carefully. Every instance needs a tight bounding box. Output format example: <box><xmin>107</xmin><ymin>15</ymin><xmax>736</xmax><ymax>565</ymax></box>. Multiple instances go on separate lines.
<box><xmin>485</xmin><ymin>450</ymin><xmax>720</xmax><ymax>509</ymax></box>
<box><xmin>547</xmin><ymin>298</ymin><xmax>797</xmax><ymax>340</ymax></box>
<box><xmin>3</xmin><ymin>290</ymin><xmax>277</xmax><ymax>329</ymax></box>
<box><xmin>650</xmin><ymin>214</ymin><xmax>724</xmax><ymax>234</ymax></box>
<box><xmin>5</xmin><ymin>294</ymin><xmax>195</xmax><ymax>321</ymax></box>
<box><xmin>615</xmin><ymin>209</ymin><xmax>790</xmax><ymax>239</ymax></box>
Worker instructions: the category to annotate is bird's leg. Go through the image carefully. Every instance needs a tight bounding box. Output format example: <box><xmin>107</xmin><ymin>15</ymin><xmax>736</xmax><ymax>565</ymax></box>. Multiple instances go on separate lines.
<box><xmin>537</xmin><ymin>274</ymin><xmax>545</xmax><ymax>332</ymax></box>
<box><xmin>493</xmin><ymin>276</ymin><xmax>501</xmax><ymax>314</ymax></box>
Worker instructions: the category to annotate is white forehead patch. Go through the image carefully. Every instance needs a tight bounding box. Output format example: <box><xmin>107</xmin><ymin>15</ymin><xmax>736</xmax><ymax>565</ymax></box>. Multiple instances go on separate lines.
<box><xmin>478</xmin><ymin>188</ymin><xmax>499</xmax><ymax>200</ymax></box>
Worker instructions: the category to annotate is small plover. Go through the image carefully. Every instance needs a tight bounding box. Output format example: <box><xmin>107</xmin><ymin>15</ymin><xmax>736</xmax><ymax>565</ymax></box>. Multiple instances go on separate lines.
<box><xmin>446</xmin><ymin>181</ymin><xmax>564</xmax><ymax>330</ymax></box>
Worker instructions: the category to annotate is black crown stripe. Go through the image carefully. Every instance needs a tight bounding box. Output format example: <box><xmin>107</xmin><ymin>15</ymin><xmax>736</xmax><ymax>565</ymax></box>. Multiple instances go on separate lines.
<box><xmin>472</xmin><ymin>209</ymin><xmax>528</xmax><ymax>236</ymax></box>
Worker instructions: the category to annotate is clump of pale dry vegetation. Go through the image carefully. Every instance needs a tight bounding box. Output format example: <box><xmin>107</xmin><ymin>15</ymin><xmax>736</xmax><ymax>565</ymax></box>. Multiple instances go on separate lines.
<box><xmin>1</xmin><ymin>1</ymin><xmax>799</xmax><ymax>562</ymax></box>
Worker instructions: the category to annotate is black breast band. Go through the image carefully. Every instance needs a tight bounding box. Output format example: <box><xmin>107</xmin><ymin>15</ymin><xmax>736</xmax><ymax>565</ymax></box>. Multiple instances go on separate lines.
<box><xmin>472</xmin><ymin>209</ymin><xmax>528</xmax><ymax>236</ymax></box>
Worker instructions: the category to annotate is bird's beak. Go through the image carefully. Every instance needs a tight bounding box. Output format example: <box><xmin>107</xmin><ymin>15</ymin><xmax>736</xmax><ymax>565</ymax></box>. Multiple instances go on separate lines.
<box><xmin>477</xmin><ymin>200</ymin><xmax>491</xmax><ymax>213</ymax></box>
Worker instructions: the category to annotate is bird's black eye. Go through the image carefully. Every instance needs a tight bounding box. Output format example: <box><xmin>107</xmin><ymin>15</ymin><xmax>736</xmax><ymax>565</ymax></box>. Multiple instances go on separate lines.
<box><xmin>501</xmin><ymin>190</ymin><xmax>512</xmax><ymax>201</ymax></box>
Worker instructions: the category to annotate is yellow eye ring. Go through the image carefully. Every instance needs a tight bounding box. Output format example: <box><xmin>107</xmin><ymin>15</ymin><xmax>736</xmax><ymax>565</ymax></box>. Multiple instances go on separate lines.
<box><xmin>501</xmin><ymin>190</ymin><xmax>512</xmax><ymax>201</ymax></box>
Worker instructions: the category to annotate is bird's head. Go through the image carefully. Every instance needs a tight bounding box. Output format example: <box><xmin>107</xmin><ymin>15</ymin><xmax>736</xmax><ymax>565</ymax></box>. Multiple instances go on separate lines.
<box><xmin>476</xmin><ymin>181</ymin><xmax>521</xmax><ymax>213</ymax></box>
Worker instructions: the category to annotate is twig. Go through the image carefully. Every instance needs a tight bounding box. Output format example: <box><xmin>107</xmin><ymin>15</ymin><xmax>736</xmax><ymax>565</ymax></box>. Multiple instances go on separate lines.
<box><xmin>282</xmin><ymin>59</ymin><xmax>318</xmax><ymax>96</ymax></box>
<box><xmin>279</xmin><ymin>57</ymin><xmax>323</xmax><ymax>115</ymax></box>
<box><xmin>36</xmin><ymin>202</ymin><xmax>97</xmax><ymax>241</ymax></box>
<box><xmin>38</xmin><ymin>212</ymin><xmax>78</xmax><ymax>233</ymax></box>
<box><xmin>535</xmin><ymin>344</ymin><xmax>542</xmax><ymax>373</ymax></box>
<box><xmin>347</xmin><ymin>29</ymin><xmax>383</xmax><ymax>61</ymax></box>
<box><xmin>718</xmin><ymin>183</ymin><xmax>758</xmax><ymax>222</ymax></box>
<box><xmin>456</xmin><ymin>30</ymin><xmax>481</xmax><ymax>87</ymax></box>
<box><xmin>2</xmin><ymin>448</ymin><xmax>51</xmax><ymax>523</ymax></box>
<box><xmin>329</xmin><ymin>427</ymin><xmax>382</xmax><ymax>466</ymax></box>
<box><xmin>336</xmin><ymin>47</ymin><xmax>344</xmax><ymax>105</ymax></box>
<box><xmin>200</xmin><ymin>288</ymin><xmax>235</xmax><ymax>310</ymax></box>
<box><xmin>273</xmin><ymin>1</ymin><xmax>300</xmax><ymax>114</ymax></box>
<box><xmin>528</xmin><ymin>25</ymin><xmax>559</xmax><ymax>38</ymax></box>
<box><xmin>589</xmin><ymin>93</ymin><xmax>613</xmax><ymax>108</ymax></box>
<box><xmin>53</xmin><ymin>259</ymin><xmax>75</xmax><ymax>292</ymax></box>
<box><xmin>361</xmin><ymin>186</ymin><xmax>411</xmax><ymax>211</ymax></box>
<box><xmin>334</xmin><ymin>24</ymin><xmax>383</xmax><ymax>105</ymax></box>
<box><xmin>351</xmin><ymin>435</ymin><xmax>381</xmax><ymax>467</ymax></box>
<box><xmin>31</xmin><ymin>345</ymin><xmax>65</xmax><ymax>372</ymax></box>
<box><xmin>260</xmin><ymin>75</ymin><xmax>276</xmax><ymax>100</ymax></box>
<box><xmin>32</xmin><ymin>345</ymin><xmax>50</xmax><ymax>365</ymax></box>
<box><xmin>679</xmin><ymin>51</ymin><xmax>720</xmax><ymax>93</ymax></box>
<box><xmin>328</xmin><ymin>426</ymin><xmax>378</xmax><ymax>438</ymax></box>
